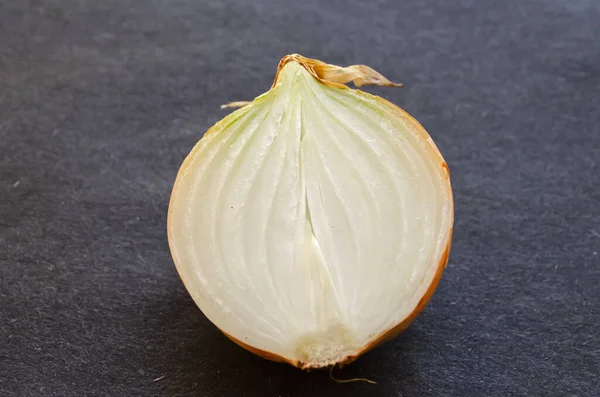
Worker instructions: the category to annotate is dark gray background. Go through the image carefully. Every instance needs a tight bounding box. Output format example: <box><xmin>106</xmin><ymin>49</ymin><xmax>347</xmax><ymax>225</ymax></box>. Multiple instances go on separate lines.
<box><xmin>1</xmin><ymin>0</ymin><xmax>599</xmax><ymax>396</ymax></box>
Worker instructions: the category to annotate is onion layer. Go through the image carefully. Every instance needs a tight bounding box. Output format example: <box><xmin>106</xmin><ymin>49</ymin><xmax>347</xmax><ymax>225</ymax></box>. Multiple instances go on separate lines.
<box><xmin>168</xmin><ymin>54</ymin><xmax>454</xmax><ymax>369</ymax></box>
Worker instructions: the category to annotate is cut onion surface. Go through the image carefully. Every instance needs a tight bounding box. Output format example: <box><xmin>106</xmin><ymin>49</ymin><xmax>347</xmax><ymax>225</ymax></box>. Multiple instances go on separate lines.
<box><xmin>167</xmin><ymin>54</ymin><xmax>454</xmax><ymax>369</ymax></box>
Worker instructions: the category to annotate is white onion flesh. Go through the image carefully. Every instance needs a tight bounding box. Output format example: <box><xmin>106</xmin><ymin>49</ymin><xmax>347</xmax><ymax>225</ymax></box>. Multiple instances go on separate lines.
<box><xmin>168</xmin><ymin>59</ymin><xmax>453</xmax><ymax>368</ymax></box>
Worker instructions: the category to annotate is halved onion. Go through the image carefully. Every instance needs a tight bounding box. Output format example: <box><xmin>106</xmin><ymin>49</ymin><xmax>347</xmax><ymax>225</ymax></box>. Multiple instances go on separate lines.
<box><xmin>167</xmin><ymin>54</ymin><xmax>454</xmax><ymax>369</ymax></box>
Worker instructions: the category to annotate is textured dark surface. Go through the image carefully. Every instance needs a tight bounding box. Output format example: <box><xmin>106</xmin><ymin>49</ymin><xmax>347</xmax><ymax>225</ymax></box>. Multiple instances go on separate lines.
<box><xmin>1</xmin><ymin>0</ymin><xmax>599</xmax><ymax>396</ymax></box>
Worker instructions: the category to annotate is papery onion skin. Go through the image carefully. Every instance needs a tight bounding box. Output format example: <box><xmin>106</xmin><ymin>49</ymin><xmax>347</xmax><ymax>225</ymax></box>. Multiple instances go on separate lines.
<box><xmin>167</xmin><ymin>54</ymin><xmax>454</xmax><ymax>370</ymax></box>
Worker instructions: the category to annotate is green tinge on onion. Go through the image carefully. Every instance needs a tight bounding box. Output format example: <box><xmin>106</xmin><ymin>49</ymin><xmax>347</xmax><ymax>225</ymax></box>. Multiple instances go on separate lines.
<box><xmin>168</xmin><ymin>54</ymin><xmax>454</xmax><ymax>369</ymax></box>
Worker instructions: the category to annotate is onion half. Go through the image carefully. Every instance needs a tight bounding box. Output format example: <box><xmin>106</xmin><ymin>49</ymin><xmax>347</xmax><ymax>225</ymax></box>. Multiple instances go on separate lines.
<box><xmin>168</xmin><ymin>55</ymin><xmax>454</xmax><ymax>369</ymax></box>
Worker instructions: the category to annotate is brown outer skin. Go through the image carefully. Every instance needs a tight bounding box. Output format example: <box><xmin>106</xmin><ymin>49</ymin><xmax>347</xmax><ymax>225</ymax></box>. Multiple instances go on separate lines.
<box><xmin>271</xmin><ymin>53</ymin><xmax>399</xmax><ymax>90</ymax></box>
<box><xmin>167</xmin><ymin>54</ymin><xmax>455</xmax><ymax>370</ymax></box>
